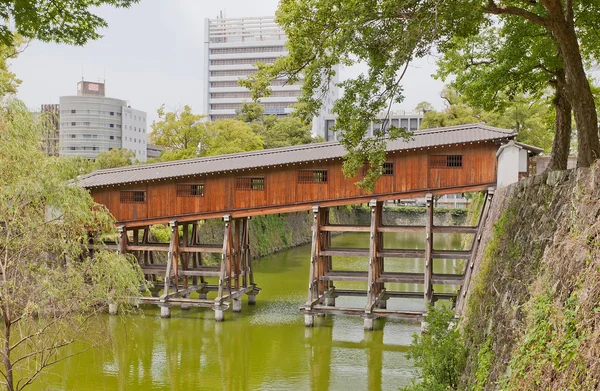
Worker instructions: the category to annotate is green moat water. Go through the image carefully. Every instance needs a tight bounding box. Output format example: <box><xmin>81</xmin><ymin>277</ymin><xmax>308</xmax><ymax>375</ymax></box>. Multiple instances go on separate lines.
<box><xmin>32</xmin><ymin>231</ymin><xmax>464</xmax><ymax>391</ymax></box>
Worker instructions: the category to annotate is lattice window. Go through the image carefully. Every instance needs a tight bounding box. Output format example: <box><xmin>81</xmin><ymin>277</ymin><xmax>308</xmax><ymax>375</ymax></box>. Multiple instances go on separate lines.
<box><xmin>236</xmin><ymin>177</ymin><xmax>265</xmax><ymax>191</ymax></box>
<box><xmin>120</xmin><ymin>190</ymin><xmax>146</xmax><ymax>204</ymax></box>
<box><xmin>298</xmin><ymin>170</ymin><xmax>328</xmax><ymax>183</ymax></box>
<box><xmin>176</xmin><ymin>184</ymin><xmax>204</xmax><ymax>197</ymax></box>
<box><xmin>430</xmin><ymin>155</ymin><xmax>463</xmax><ymax>168</ymax></box>
<box><xmin>382</xmin><ymin>162</ymin><xmax>394</xmax><ymax>175</ymax></box>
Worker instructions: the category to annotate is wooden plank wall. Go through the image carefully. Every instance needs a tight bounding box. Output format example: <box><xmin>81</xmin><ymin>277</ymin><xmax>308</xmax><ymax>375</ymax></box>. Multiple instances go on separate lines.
<box><xmin>90</xmin><ymin>142</ymin><xmax>499</xmax><ymax>223</ymax></box>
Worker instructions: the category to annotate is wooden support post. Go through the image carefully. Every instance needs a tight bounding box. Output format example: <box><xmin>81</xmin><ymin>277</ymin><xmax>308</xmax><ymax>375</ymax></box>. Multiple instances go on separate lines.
<box><xmin>215</xmin><ymin>215</ymin><xmax>232</xmax><ymax>321</ymax></box>
<box><xmin>117</xmin><ymin>225</ymin><xmax>127</xmax><ymax>255</ymax></box>
<box><xmin>424</xmin><ymin>194</ymin><xmax>434</xmax><ymax>305</ymax></box>
<box><xmin>133</xmin><ymin>228</ymin><xmax>140</xmax><ymax>262</ymax></box>
<box><xmin>456</xmin><ymin>189</ymin><xmax>494</xmax><ymax>314</ymax></box>
<box><xmin>142</xmin><ymin>227</ymin><xmax>150</xmax><ymax>267</ymax></box>
<box><xmin>376</xmin><ymin>202</ymin><xmax>386</xmax><ymax>309</ymax></box>
<box><xmin>163</xmin><ymin>220</ymin><xmax>178</xmax><ymax>300</ymax></box>
<box><xmin>304</xmin><ymin>206</ymin><xmax>321</xmax><ymax>327</ymax></box>
<box><xmin>190</xmin><ymin>222</ymin><xmax>198</xmax><ymax>286</ymax></box>
<box><xmin>232</xmin><ymin>218</ymin><xmax>242</xmax><ymax>312</ymax></box>
<box><xmin>365</xmin><ymin>199</ymin><xmax>383</xmax><ymax>327</ymax></box>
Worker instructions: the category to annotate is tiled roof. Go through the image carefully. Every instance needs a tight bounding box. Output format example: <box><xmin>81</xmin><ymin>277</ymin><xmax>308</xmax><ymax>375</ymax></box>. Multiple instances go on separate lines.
<box><xmin>78</xmin><ymin>123</ymin><xmax>516</xmax><ymax>188</ymax></box>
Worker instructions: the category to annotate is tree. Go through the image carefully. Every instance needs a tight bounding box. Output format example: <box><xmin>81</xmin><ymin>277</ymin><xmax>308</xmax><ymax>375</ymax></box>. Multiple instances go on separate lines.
<box><xmin>150</xmin><ymin>105</ymin><xmax>206</xmax><ymax>161</ymax></box>
<box><xmin>263</xmin><ymin>116</ymin><xmax>313</xmax><ymax>149</ymax></box>
<box><xmin>0</xmin><ymin>100</ymin><xmax>146</xmax><ymax>391</ymax></box>
<box><xmin>435</xmin><ymin>17</ymin><xmax>572</xmax><ymax>170</ymax></box>
<box><xmin>235</xmin><ymin>102</ymin><xmax>277</xmax><ymax>136</ymax></box>
<box><xmin>244</xmin><ymin>0</ymin><xmax>600</xmax><ymax>186</ymax></box>
<box><xmin>93</xmin><ymin>148</ymin><xmax>137</xmax><ymax>170</ymax></box>
<box><xmin>0</xmin><ymin>0</ymin><xmax>139</xmax><ymax>48</ymax></box>
<box><xmin>204</xmin><ymin>119</ymin><xmax>264</xmax><ymax>156</ymax></box>
<box><xmin>420</xmin><ymin>88</ymin><xmax>554</xmax><ymax>152</ymax></box>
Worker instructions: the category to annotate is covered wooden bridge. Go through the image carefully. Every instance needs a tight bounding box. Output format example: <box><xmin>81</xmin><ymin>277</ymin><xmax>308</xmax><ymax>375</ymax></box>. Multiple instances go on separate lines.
<box><xmin>78</xmin><ymin>123</ymin><xmax>540</xmax><ymax>327</ymax></box>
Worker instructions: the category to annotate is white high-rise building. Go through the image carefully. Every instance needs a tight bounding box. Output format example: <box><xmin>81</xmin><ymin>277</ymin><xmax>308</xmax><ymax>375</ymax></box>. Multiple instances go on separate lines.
<box><xmin>59</xmin><ymin>81</ymin><xmax>148</xmax><ymax>161</ymax></box>
<box><xmin>202</xmin><ymin>15</ymin><xmax>338</xmax><ymax>135</ymax></box>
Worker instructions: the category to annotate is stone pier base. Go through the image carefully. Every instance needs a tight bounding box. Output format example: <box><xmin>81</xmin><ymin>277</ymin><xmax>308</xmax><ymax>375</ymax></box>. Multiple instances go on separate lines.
<box><xmin>214</xmin><ymin>308</ymin><xmax>225</xmax><ymax>322</ymax></box>
<box><xmin>159</xmin><ymin>304</ymin><xmax>171</xmax><ymax>318</ymax></box>
<box><xmin>247</xmin><ymin>295</ymin><xmax>257</xmax><ymax>305</ymax></box>
<box><xmin>108</xmin><ymin>303</ymin><xmax>118</xmax><ymax>316</ymax></box>
<box><xmin>232</xmin><ymin>298</ymin><xmax>242</xmax><ymax>312</ymax></box>
<box><xmin>304</xmin><ymin>314</ymin><xmax>314</xmax><ymax>327</ymax></box>
<box><xmin>324</xmin><ymin>297</ymin><xmax>335</xmax><ymax>307</ymax></box>
<box><xmin>364</xmin><ymin>317</ymin><xmax>376</xmax><ymax>331</ymax></box>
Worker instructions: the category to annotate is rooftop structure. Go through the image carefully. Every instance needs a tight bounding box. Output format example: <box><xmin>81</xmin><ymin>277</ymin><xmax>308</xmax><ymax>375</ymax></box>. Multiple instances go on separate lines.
<box><xmin>59</xmin><ymin>81</ymin><xmax>148</xmax><ymax>161</ymax></box>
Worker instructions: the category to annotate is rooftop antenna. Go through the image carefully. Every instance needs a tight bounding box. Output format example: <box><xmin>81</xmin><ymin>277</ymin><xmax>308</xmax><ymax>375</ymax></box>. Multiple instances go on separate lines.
<box><xmin>81</xmin><ymin>65</ymin><xmax>84</xmax><ymax>81</ymax></box>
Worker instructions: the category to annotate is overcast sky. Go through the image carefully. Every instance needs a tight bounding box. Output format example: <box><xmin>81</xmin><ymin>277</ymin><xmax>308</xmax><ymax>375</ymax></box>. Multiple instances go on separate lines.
<box><xmin>10</xmin><ymin>0</ymin><xmax>446</xmax><ymax>126</ymax></box>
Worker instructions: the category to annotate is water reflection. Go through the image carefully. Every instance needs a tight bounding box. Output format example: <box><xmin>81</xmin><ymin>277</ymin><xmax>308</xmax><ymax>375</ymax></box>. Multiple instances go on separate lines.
<box><xmin>31</xmin><ymin>231</ymin><xmax>464</xmax><ymax>390</ymax></box>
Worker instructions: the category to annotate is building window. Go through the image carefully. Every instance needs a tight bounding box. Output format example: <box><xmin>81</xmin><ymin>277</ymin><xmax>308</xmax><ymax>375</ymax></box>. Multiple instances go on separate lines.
<box><xmin>177</xmin><ymin>184</ymin><xmax>204</xmax><ymax>197</ymax></box>
<box><xmin>71</xmin><ymin>122</ymin><xmax>76</xmax><ymax>126</ymax></box>
<box><xmin>110</xmin><ymin>135</ymin><xmax>114</xmax><ymax>140</ymax></box>
<box><xmin>71</xmin><ymin>109</ymin><xmax>76</xmax><ymax>114</ymax></box>
<box><xmin>382</xmin><ymin>162</ymin><xmax>394</xmax><ymax>175</ymax></box>
<box><xmin>430</xmin><ymin>155</ymin><xmax>463</xmax><ymax>168</ymax></box>
<box><xmin>110</xmin><ymin>111</ymin><xmax>114</xmax><ymax>116</ymax></box>
<box><xmin>236</xmin><ymin>177</ymin><xmax>265</xmax><ymax>191</ymax></box>
<box><xmin>298</xmin><ymin>170</ymin><xmax>328</xmax><ymax>183</ymax></box>
<box><xmin>70</xmin><ymin>134</ymin><xmax>76</xmax><ymax>138</ymax></box>
<box><xmin>120</xmin><ymin>190</ymin><xmax>146</xmax><ymax>204</ymax></box>
<box><xmin>110</xmin><ymin>123</ymin><xmax>114</xmax><ymax>128</ymax></box>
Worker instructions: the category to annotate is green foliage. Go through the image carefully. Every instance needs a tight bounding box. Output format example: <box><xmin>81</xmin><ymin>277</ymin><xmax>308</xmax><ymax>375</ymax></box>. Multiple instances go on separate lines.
<box><xmin>204</xmin><ymin>119</ymin><xmax>264</xmax><ymax>156</ymax></box>
<box><xmin>501</xmin><ymin>290</ymin><xmax>589</xmax><ymax>390</ymax></box>
<box><xmin>403</xmin><ymin>305</ymin><xmax>466</xmax><ymax>391</ymax></box>
<box><xmin>0</xmin><ymin>99</ymin><xmax>146</xmax><ymax>390</ymax></box>
<box><xmin>420</xmin><ymin>88</ymin><xmax>554</xmax><ymax>152</ymax></box>
<box><xmin>93</xmin><ymin>148</ymin><xmax>137</xmax><ymax>170</ymax></box>
<box><xmin>474</xmin><ymin>333</ymin><xmax>494</xmax><ymax>391</ymax></box>
<box><xmin>150</xmin><ymin>105</ymin><xmax>206</xmax><ymax>161</ymax></box>
<box><xmin>0</xmin><ymin>39</ymin><xmax>23</xmax><ymax>97</ymax></box>
<box><xmin>263</xmin><ymin>116</ymin><xmax>312</xmax><ymax>149</ymax></box>
<box><xmin>0</xmin><ymin>0</ymin><xmax>139</xmax><ymax>47</ymax></box>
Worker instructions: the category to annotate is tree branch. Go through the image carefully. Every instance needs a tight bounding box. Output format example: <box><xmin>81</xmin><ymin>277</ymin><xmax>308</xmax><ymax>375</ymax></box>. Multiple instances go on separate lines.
<box><xmin>484</xmin><ymin>0</ymin><xmax>548</xmax><ymax>28</ymax></box>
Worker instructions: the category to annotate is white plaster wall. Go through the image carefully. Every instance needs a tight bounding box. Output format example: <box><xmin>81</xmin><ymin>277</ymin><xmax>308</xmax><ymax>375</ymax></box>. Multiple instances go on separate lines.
<box><xmin>519</xmin><ymin>149</ymin><xmax>528</xmax><ymax>172</ymax></box>
<box><xmin>497</xmin><ymin>145</ymin><xmax>520</xmax><ymax>188</ymax></box>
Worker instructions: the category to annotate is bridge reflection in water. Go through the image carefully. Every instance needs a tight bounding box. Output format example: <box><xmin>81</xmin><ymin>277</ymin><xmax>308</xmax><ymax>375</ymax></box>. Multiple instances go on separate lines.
<box><xmin>32</xmin><ymin>231</ymin><xmax>464</xmax><ymax>390</ymax></box>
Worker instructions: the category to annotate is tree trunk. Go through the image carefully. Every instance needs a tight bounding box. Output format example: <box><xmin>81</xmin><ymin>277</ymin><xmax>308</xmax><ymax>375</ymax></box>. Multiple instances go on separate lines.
<box><xmin>547</xmin><ymin>69</ymin><xmax>572</xmax><ymax>171</ymax></box>
<box><xmin>544</xmin><ymin>1</ymin><xmax>600</xmax><ymax>167</ymax></box>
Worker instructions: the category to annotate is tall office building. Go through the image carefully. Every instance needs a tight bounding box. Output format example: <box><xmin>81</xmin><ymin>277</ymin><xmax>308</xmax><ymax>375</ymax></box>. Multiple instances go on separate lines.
<box><xmin>203</xmin><ymin>15</ymin><xmax>338</xmax><ymax>135</ymax></box>
<box><xmin>59</xmin><ymin>81</ymin><xmax>148</xmax><ymax>161</ymax></box>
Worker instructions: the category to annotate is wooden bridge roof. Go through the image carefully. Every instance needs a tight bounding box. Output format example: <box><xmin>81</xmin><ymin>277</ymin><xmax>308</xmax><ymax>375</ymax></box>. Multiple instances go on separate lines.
<box><xmin>78</xmin><ymin>123</ymin><xmax>516</xmax><ymax>189</ymax></box>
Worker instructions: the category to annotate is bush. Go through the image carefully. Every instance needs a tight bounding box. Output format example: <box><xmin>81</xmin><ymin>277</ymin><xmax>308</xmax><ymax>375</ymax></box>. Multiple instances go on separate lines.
<box><xmin>403</xmin><ymin>305</ymin><xmax>467</xmax><ymax>391</ymax></box>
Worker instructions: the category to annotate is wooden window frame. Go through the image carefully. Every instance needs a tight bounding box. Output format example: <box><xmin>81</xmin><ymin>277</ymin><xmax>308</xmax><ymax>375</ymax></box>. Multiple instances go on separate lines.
<box><xmin>236</xmin><ymin>177</ymin><xmax>265</xmax><ymax>191</ymax></box>
<box><xmin>120</xmin><ymin>190</ymin><xmax>146</xmax><ymax>204</ymax></box>
<box><xmin>176</xmin><ymin>184</ymin><xmax>204</xmax><ymax>197</ymax></box>
<box><xmin>297</xmin><ymin>169</ymin><xmax>328</xmax><ymax>184</ymax></box>
<box><xmin>430</xmin><ymin>155</ymin><xmax>463</xmax><ymax>169</ymax></box>
<box><xmin>382</xmin><ymin>162</ymin><xmax>394</xmax><ymax>176</ymax></box>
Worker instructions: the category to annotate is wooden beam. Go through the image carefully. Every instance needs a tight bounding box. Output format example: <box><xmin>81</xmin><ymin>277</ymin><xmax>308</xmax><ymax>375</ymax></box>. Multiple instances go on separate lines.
<box><xmin>366</xmin><ymin>199</ymin><xmax>380</xmax><ymax>314</ymax></box>
<box><xmin>320</xmin><ymin>225</ymin><xmax>370</xmax><ymax>232</ymax></box>
<box><xmin>424</xmin><ymin>194</ymin><xmax>434</xmax><ymax>304</ymax></box>
<box><xmin>456</xmin><ymin>189</ymin><xmax>494</xmax><ymax>314</ymax></box>
<box><xmin>305</xmin><ymin>206</ymin><xmax>320</xmax><ymax>311</ymax></box>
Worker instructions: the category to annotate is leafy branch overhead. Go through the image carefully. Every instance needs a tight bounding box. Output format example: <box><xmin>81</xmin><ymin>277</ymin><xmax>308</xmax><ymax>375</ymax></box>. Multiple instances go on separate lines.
<box><xmin>0</xmin><ymin>0</ymin><xmax>139</xmax><ymax>47</ymax></box>
<box><xmin>244</xmin><ymin>0</ymin><xmax>600</xmax><ymax>188</ymax></box>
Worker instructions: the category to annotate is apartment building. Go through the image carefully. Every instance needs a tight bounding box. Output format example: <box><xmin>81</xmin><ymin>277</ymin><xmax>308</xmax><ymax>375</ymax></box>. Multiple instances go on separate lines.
<box><xmin>59</xmin><ymin>81</ymin><xmax>147</xmax><ymax>161</ymax></box>
<box><xmin>321</xmin><ymin>111</ymin><xmax>425</xmax><ymax>141</ymax></box>
<box><xmin>203</xmin><ymin>15</ymin><xmax>338</xmax><ymax>134</ymax></box>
